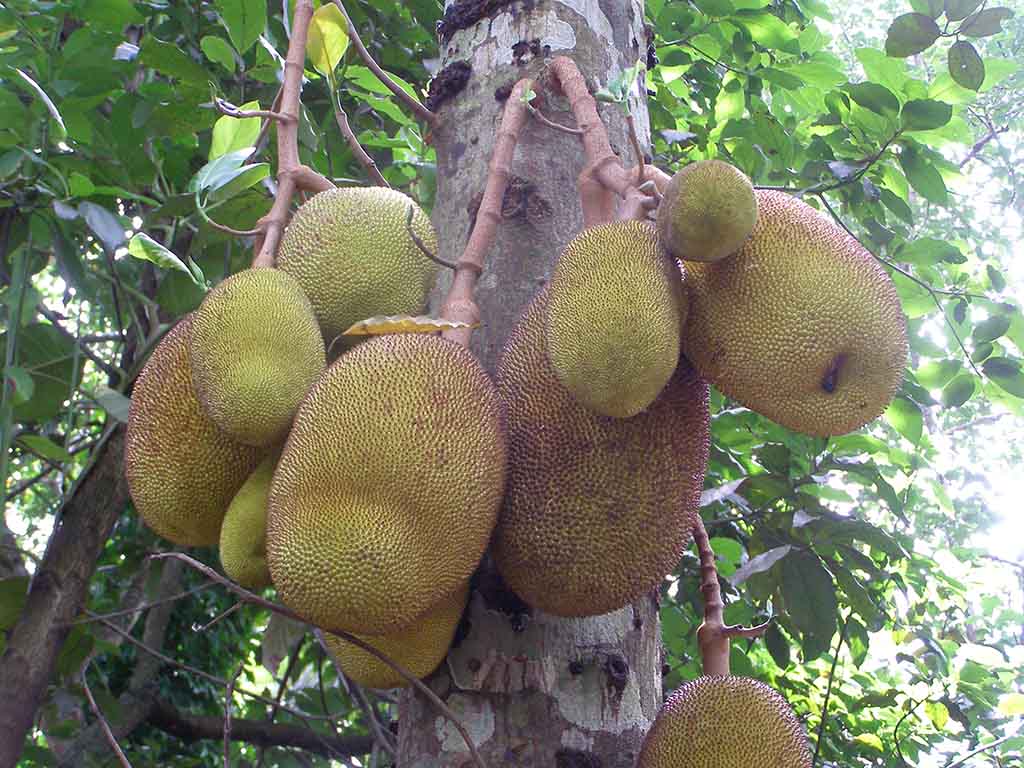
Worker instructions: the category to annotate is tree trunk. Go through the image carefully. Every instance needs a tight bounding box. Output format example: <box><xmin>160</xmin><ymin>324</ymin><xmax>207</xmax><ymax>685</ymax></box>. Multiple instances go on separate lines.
<box><xmin>401</xmin><ymin>2</ymin><xmax>660</xmax><ymax>765</ymax></box>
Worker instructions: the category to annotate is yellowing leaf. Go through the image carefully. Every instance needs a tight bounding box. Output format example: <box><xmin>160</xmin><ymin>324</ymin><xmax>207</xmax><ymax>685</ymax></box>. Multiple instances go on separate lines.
<box><xmin>854</xmin><ymin>733</ymin><xmax>883</xmax><ymax>752</ymax></box>
<box><xmin>925</xmin><ymin>700</ymin><xmax>949</xmax><ymax>730</ymax></box>
<box><xmin>307</xmin><ymin>3</ymin><xmax>349</xmax><ymax>77</ymax></box>
<box><xmin>341</xmin><ymin>315</ymin><xmax>477</xmax><ymax>336</ymax></box>
<box><xmin>209</xmin><ymin>101</ymin><xmax>261</xmax><ymax>160</ymax></box>
<box><xmin>998</xmin><ymin>693</ymin><xmax>1024</xmax><ymax>716</ymax></box>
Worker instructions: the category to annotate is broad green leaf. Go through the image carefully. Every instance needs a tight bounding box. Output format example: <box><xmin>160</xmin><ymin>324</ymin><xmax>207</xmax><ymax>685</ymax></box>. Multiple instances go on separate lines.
<box><xmin>983</xmin><ymin>357</ymin><xmax>1024</xmax><ymax>398</ymax></box>
<box><xmin>93</xmin><ymin>385</ymin><xmax>131</xmax><ymax>424</ymax></box>
<box><xmin>127</xmin><ymin>233</ymin><xmax>204</xmax><ymax>287</ymax></box>
<box><xmin>13</xmin><ymin>68</ymin><xmax>66</xmax><ymax>139</ymax></box>
<box><xmin>845</xmin><ymin>82</ymin><xmax>900</xmax><ymax>116</ymax></box>
<box><xmin>972</xmin><ymin>314</ymin><xmax>1012</xmax><ymax>343</ymax></box>
<box><xmin>730</xmin><ymin>545</ymin><xmax>792</xmax><ymax>585</ymax></box>
<box><xmin>885</xmin><ymin>396</ymin><xmax>923</xmax><ymax>443</ymax></box>
<box><xmin>765</xmin><ymin>623</ymin><xmax>791</xmax><ymax>669</ymax></box>
<box><xmin>693</xmin><ymin>0</ymin><xmax>734</xmax><ymax>14</ymax></box>
<box><xmin>190</xmin><ymin>147</ymin><xmax>256</xmax><ymax>193</ymax></box>
<box><xmin>987</xmin><ymin>264</ymin><xmax>1007</xmax><ymax>292</ymax></box>
<box><xmin>940</xmin><ymin>374</ymin><xmax>976</xmax><ymax>407</ymax></box>
<box><xmin>945</xmin><ymin>0</ymin><xmax>982</xmax><ymax>20</ymax></box>
<box><xmin>960</xmin><ymin>7</ymin><xmax>1015</xmax><ymax>37</ymax></box>
<box><xmin>856</xmin><ymin>48</ymin><xmax>910</xmax><ymax>94</ymax></box>
<box><xmin>217</xmin><ymin>0</ymin><xmax>267</xmax><ymax>54</ymax></box>
<box><xmin>948</xmin><ymin>40</ymin><xmax>985</xmax><ymax>90</ymax></box>
<box><xmin>911</xmin><ymin>0</ymin><xmax>943</xmax><ymax>17</ymax></box>
<box><xmin>0</xmin><ymin>324</ymin><xmax>82</xmax><ymax>423</ymax></box>
<box><xmin>308</xmin><ymin>3</ymin><xmax>350</xmax><ymax>76</ymax></box>
<box><xmin>781</xmin><ymin>551</ymin><xmax>838</xmax><ymax>660</ymax></box>
<box><xmin>78</xmin><ymin>202</ymin><xmax>126</xmax><ymax>252</ymax></box>
<box><xmin>4</xmin><ymin>366</ymin><xmax>34</xmax><ymax>405</ymax></box>
<box><xmin>916</xmin><ymin>359</ymin><xmax>961</xmax><ymax>389</ymax></box>
<box><xmin>201</xmin><ymin>36</ymin><xmax>237</xmax><ymax>72</ymax></box>
<box><xmin>785</xmin><ymin>61</ymin><xmax>847</xmax><ymax>88</ymax></box>
<box><xmin>898</xmin><ymin>144</ymin><xmax>948</xmax><ymax>204</ymax></box>
<box><xmin>733</xmin><ymin>10</ymin><xmax>798</xmax><ymax>48</ymax></box>
<box><xmin>980</xmin><ymin>58</ymin><xmax>1020</xmax><ymax>91</ymax></box>
<box><xmin>139</xmin><ymin>37</ymin><xmax>210</xmax><ymax>85</ymax></box>
<box><xmin>209</xmin><ymin>101</ymin><xmax>262</xmax><ymax>160</ymax></box>
<box><xmin>16</xmin><ymin>434</ymin><xmax>73</xmax><ymax>463</ymax></box>
<box><xmin>901</xmin><ymin>99</ymin><xmax>952</xmax><ymax>131</ymax></box>
<box><xmin>206</xmin><ymin>163</ymin><xmax>270</xmax><ymax>203</ymax></box>
<box><xmin>998</xmin><ymin>693</ymin><xmax>1024</xmax><ymax>716</ymax></box>
<box><xmin>885</xmin><ymin>13</ymin><xmax>941</xmax><ymax>57</ymax></box>
<box><xmin>78</xmin><ymin>0</ymin><xmax>143</xmax><ymax>27</ymax></box>
<box><xmin>899</xmin><ymin>237</ymin><xmax>964</xmax><ymax>265</ymax></box>
<box><xmin>69</xmin><ymin>172</ymin><xmax>95</xmax><ymax>198</ymax></box>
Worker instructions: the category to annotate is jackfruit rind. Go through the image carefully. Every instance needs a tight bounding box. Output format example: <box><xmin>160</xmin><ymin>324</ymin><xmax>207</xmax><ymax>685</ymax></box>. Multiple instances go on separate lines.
<box><xmin>267</xmin><ymin>334</ymin><xmax>505</xmax><ymax>634</ymax></box>
<box><xmin>219</xmin><ymin>453</ymin><xmax>277</xmax><ymax>589</ymax></box>
<box><xmin>546</xmin><ymin>221</ymin><xmax>685</xmax><ymax>418</ymax></box>
<box><xmin>657</xmin><ymin>159</ymin><xmax>757</xmax><ymax>263</ymax></box>
<box><xmin>494</xmin><ymin>289</ymin><xmax>710</xmax><ymax>618</ymax></box>
<box><xmin>190</xmin><ymin>267</ymin><xmax>326</xmax><ymax>447</ymax></box>
<box><xmin>637</xmin><ymin>675</ymin><xmax>812</xmax><ymax>768</ymax></box>
<box><xmin>276</xmin><ymin>187</ymin><xmax>439</xmax><ymax>342</ymax></box>
<box><xmin>682</xmin><ymin>190</ymin><xmax>908</xmax><ymax>437</ymax></box>
<box><xmin>322</xmin><ymin>583</ymin><xmax>469</xmax><ymax>690</ymax></box>
<box><xmin>125</xmin><ymin>317</ymin><xmax>261</xmax><ymax>547</ymax></box>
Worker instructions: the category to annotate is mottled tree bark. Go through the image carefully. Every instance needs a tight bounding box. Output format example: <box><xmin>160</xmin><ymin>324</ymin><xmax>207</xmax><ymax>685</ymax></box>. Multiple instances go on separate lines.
<box><xmin>402</xmin><ymin>2</ymin><xmax>660</xmax><ymax>765</ymax></box>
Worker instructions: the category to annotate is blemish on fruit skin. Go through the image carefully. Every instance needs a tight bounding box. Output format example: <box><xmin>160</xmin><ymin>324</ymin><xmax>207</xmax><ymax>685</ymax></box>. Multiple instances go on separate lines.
<box><xmin>821</xmin><ymin>354</ymin><xmax>846</xmax><ymax>394</ymax></box>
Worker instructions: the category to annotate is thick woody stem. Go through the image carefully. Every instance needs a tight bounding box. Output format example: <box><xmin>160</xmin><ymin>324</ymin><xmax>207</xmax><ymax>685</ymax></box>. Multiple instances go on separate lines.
<box><xmin>693</xmin><ymin>518</ymin><xmax>771</xmax><ymax>677</ymax></box>
<box><xmin>151</xmin><ymin>552</ymin><xmax>488</xmax><ymax>768</ymax></box>
<box><xmin>252</xmin><ymin>0</ymin><xmax>335</xmax><ymax>269</ymax></box>
<box><xmin>440</xmin><ymin>78</ymin><xmax>533</xmax><ymax>348</ymax></box>
<box><xmin>329</xmin><ymin>0</ymin><xmax>435</xmax><ymax>125</ymax></box>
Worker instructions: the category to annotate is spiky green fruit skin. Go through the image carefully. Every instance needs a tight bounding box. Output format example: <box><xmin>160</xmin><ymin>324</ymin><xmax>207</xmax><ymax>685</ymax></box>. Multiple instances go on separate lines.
<box><xmin>322</xmin><ymin>583</ymin><xmax>468</xmax><ymax>690</ymax></box>
<box><xmin>266</xmin><ymin>335</ymin><xmax>506</xmax><ymax>634</ymax></box>
<box><xmin>546</xmin><ymin>222</ymin><xmax>685</xmax><ymax>418</ymax></box>
<box><xmin>190</xmin><ymin>268</ymin><xmax>326</xmax><ymax>446</ymax></box>
<box><xmin>125</xmin><ymin>317</ymin><xmax>261</xmax><ymax>546</ymax></box>
<box><xmin>494</xmin><ymin>289</ymin><xmax>709</xmax><ymax>618</ymax></box>
<box><xmin>637</xmin><ymin>676</ymin><xmax>812</xmax><ymax>768</ymax></box>
<box><xmin>276</xmin><ymin>187</ymin><xmax>439</xmax><ymax>342</ymax></box>
<box><xmin>682</xmin><ymin>190</ymin><xmax>908</xmax><ymax>437</ymax></box>
<box><xmin>220</xmin><ymin>453</ymin><xmax>277</xmax><ymax>589</ymax></box>
<box><xmin>657</xmin><ymin>159</ymin><xmax>757</xmax><ymax>263</ymax></box>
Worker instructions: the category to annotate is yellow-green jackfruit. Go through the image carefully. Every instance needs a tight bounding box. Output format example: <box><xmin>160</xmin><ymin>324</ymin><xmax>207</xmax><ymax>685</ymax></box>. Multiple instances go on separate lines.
<box><xmin>266</xmin><ymin>334</ymin><xmax>505</xmax><ymax>634</ymax></box>
<box><xmin>220</xmin><ymin>453</ymin><xmax>278</xmax><ymax>589</ymax></box>
<box><xmin>682</xmin><ymin>190</ymin><xmax>908</xmax><ymax>437</ymax></box>
<box><xmin>190</xmin><ymin>268</ymin><xmax>325</xmax><ymax>446</ymax></box>
<box><xmin>637</xmin><ymin>676</ymin><xmax>812</xmax><ymax>768</ymax></box>
<box><xmin>276</xmin><ymin>187</ymin><xmax>439</xmax><ymax>342</ymax></box>
<box><xmin>321</xmin><ymin>583</ymin><xmax>468</xmax><ymax>690</ymax></box>
<box><xmin>546</xmin><ymin>222</ymin><xmax>685</xmax><ymax>418</ymax></box>
<box><xmin>125</xmin><ymin>316</ymin><xmax>261</xmax><ymax>546</ymax></box>
<box><xmin>657</xmin><ymin>159</ymin><xmax>757</xmax><ymax>263</ymax></box>
<box><xmin>494</xmin><ymin>288</ymin><xmax>710</xmax><ymax>618</ymax></box>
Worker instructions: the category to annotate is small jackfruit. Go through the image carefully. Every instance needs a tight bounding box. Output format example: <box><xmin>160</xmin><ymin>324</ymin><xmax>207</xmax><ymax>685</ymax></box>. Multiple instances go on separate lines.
<box><xmin>546</xmin><ymin>222</ymin><xmax>685</xmax><ymax>418</ymax></box>
<box><xmin>494</xmin><ymin>289</ymin><xmax>710</xmax><ymax>618</ymax></box>
<box><xmin>657</xmin><ymin>160</ymin><xmax>757</xmax><ymax>263</ymax></box>
<box><xmin>125</xmin><ymin>317</ymin><xmax>261</xmax><ymax>546</ymax></box>
<box><xmin>266</xmin><ymin>334</ymin><xmax>505</xmax><ymax>634</ymax></box>
<box><xmin>190</xmin><ymin>268</ymin><xmax>325</xmax><ymax>446</ymax></box>
<box><xmin>637</xmin><ymin>676</ymin><xmax>812</xmax><ymax>768</ymax></box>
<box><xmin>682</xmin><ymin>190</ymin><xmax>908</xmax><ymax>437</ymax></box>
<box><xmin>321</xmin><ymin>583</ymin><xmax>469</xmax><ymax>690</ymax></box>
<box><xmin>276</xmin><ymin>187</ymin><xmax>439</xmax><ymax>342</ymax></box>
<box><xmin>219</xmin><ymin>453</ymin><xmax>278</xmax><ymax>589</ymax></box>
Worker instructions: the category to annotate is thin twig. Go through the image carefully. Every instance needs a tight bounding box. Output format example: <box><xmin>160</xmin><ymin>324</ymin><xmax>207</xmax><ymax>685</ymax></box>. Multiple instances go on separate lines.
<box><xmin>526</xmin><ymin>103</ymin><xmax>583</xmax><ymax>135</ymax></box>
<box><xmin>81</xmin><ymin>665</ymin><xmax>134</xmax><ymax>768</ymax></box>
<box><xmin>255</xmin><ymin>636</ymin><xmax>306</xmax><ymax>768</ymax></box>
<box><xmin>224</xmin><ymin>662</ymin><xmax>244</xmax><ymax>768</ymax></box>
<box><xmin>328</xmin><ymin>0</ymin><xmax>434</xmax><ymax>124</ymax></box>
<box><xmin>331</xmin><ymin>94</ymin><xmax>389</xmax><ymax>187</ymax></box>
<box><xmin>406</xmin><ymin>205</ymin><xmax>455</xmax><ymax>269</ymax></box>
<box><xmin>324</xmin><ymin>645</ymin><xmax>397</xmax><ymax>759</ymax></box>
<box><xmin>36</xmin><ymin>304</ymin><xmax>123</xmax><ymax>381</ymax></box>
<box><xmin>214</xmin><ymin>97</ymin><xmax>292</xmax><ymax>123</ymax></box>
<box><xmin>626</xmin><ymin>114</ymin><xmax>645</xmax><ymax>183</ymax></box>
<box><xmin>68</xmin><ymin>582</ymin><xmax>214</xmax><ymax>625</ymax></box>
<box><xmin>198</xmin><ymin>601</ymin><xmax>243</xmax><ymax>633</ymax></box>
<box><xmin>893</xmin><ymin>698</ymin><xmax>922</xmax><ymax>766</ymax></box>
<box><xmin>151</xmin><ymin>552</ymin><xmax>487</xmax><ymax>768</ymax></box>
<box><xmin>812</xmin><ymin>615</ymin><xmax>849</xmax><ymax>768</ymax></box>
<box><xmin>945</xmin><ymin>734</ymin><xmax>1016</xmax><ymax>767</ymax></box>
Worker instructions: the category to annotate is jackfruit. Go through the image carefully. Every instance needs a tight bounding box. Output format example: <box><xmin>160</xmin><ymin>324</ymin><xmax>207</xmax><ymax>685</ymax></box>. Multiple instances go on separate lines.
<box><xmin>125</xmin><ymin>316</ymin><xmax>261</xmax><ymax>546</ymax></box>
<box><xmin>276</xmin><ymin>187</ymin><xmax>439</xmax><ymax>342</ymax></box>
<box><xmin>219</xmin><ymin>452</ymin><xmax>278</xmax><ymax>589</ymax></box>
<box><xmin>321</xmin><ymin>583</ymin><xmax>469</xmax><ymax>690</ymax></box>
<box><xmin>189</xmin><ymin>267</ymin><xmax>325</xmax><ymax>447</ymax></box>
<box><xmin>546</xmin><ymin>222</ymin><xmax>685</xmax><ymax>418</ymax></box>
<box><xmin>494</xmin><ymin>288</ymin><xmax>710</xmax><ymax>618</ymax></box>
<box><xmin>657</xmin><ymin>160</ymin><xmax>757</xmax><ymax>263</ymax></box>
<box><xmin>637</xmin><ymin>676</ymin><xmax>812</xmax><ymax>768</ymax></box>
<box><xmin>682</xmin><ymin>190</ymin><xmax>908</xmax><ymax>437</ymax></box>
<box><xmin>266</xmin><ymin>334</ymin><xmax>505</xmax><ymax>634</ymax></box>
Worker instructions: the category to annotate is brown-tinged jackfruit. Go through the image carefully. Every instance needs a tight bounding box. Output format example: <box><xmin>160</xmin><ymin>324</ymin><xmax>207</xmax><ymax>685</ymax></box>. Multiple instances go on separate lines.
<box><xmin>637</xmin><ymin>676</ymin><xmax>812</xmax><ymax>768</ymax></box>
<box><xmin>190</xmin><ymin>268</ymin><xmax>326</xmax><ymax>446</ymax></box>
<box><xmin>494</xmin><ymin>288</ymin><xmax>710</xmax><ymax>618</ymax></box>
<box><xmin>276</xmin><ymin>187</ymin><xmax>439</xmax><ymax>342</ymax></box>
<box><xmin>682</xmin><ymin>190</ymin><xmax>908</xmax><ymax>437</ymax></box>
<box><xmin>266</xmin><ymin>334</ymin><xmax>505</xmax><ymax>634</ymax></box>
<box><xmin>546</xmin><ymin>222</ymin><xmax>685</xmax><ymax>418</ymax></box>
<box><xmin>219</xmin><ymin>452</ymin><xmax>278</xmax><ymax>589</ymax></box>
<box><xmin>657</xmin><ymin>160</ymin><xmax>757</xmax><ymax>263</ymax></box>
<box><xmin>321</xmin><ymin>583</ymin><xmax>468</xmax><ymax>690</ymax></box>
<box><xmin>125</xmin><ymin>317</ymin><xmax>261</xmax><ymax>546</ymax></box>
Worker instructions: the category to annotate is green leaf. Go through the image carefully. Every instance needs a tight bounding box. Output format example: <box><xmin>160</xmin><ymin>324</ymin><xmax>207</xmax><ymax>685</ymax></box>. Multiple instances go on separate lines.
<box><xmin>733</xmin><ymin>10</ymin><xmax>798</xmax><ymax>48</ymax></box>
<box><xmin>924</xmin><ymin>699</ymin><xmax>950</xmax><ymax>730</ymax></box>
<box><xmin>844</xmin><ymin>82</ymin><xmax>900</xmax><ymax>116</ymax></box>
<box><xmin>898</xmin><ymin>144</ymin><xmax>948</xmax><ymax>204</ymax></box>
<box><xmin>190</xmin><ymin>147</ymin><xmax>257</xmax><ymax>194</ymax></box>
<box><xmin>940</xmin><ymin>374</ymin><xmax>976</xmax><ymax>407</ymax></box>
<box><xmin>945</xmin><ymin>0</ymin><xmax>982</xmax><ymax>21</ymax></box>
<box><xmin>127</xmin><ymin>233</ymin><xmax>204</xmax><ymax>287</ymax></box>
<box><xmin>4</xmin><ymin>366</ymin><xmax>34</xmax><ymax>405</ymax></box>
<box><xmin>308</xmin><ymin>3</ymin><xmax>350</xmax><ymax>76</ymax></box>
<box><xmin>983</xmin><ymin>357</ymin><xmax>1024</xmax><ymax>397</ymax></box>
<box><xmin>78</xmin><ymin>202</ymin><xmax>126</xmax><ymax>252</ymax></box>
<box><xmin>972</xmin><ymin>314</ymin><xmax>1011</xmax><ymax>342</ymax></box>
<box><xmin>765</xmin><ymin>623</ymin><xmax>791</xmax><ymax>669</ymax></box>
<box><xmin>16</xmin><ymin>435</ymin><xmax>74</xmax><ymax>463</ymax></box>
<box><xmin>217</xmin><ymin>0</ymin><xmax>267</xmax><ymax>54</ymax></box>
<box><xmin>885</xmin><ymin>396</ymin><xmax>923</xmax><ymax>443</ymax></box>
<box><xmin>209</xmin><ymin>102</ymin><xmax>262</xmax><ymax>160</ymax></box>
<box><xmin>960</xmin><ymin>7</ymin><xmax>1015</xmax><ymax>37</ymax></box>
<box><xmin>948</xmin><ymin>41</ymin><xmax>985</xmax><ymax>90</ymax></box>
<box><xmin>916</xmin><ymin>359</ymin><xmax>961</xmax><ymax>389</ymax></box>
<box><xmin>201</xmin><ymin>36</ymin><xmax>237</xmax><ymax>73</ymax></box>
<box><xmin>206</xmin><ymin>163</ymin><xmax>270</xmax><ymax>203</ymax></box>
<box><xmin>998</xmin><ymin>693</ymin><xmax>1024</xmax><ymax>716</ymax></box>
<box><xmin>78</xmin><ymin>0</ymin><xmax>143</xmax><ymax>27</ymax></box>
<box><xmin>899</xmin><ymin>237</ymin><xmax>964</xmax><ymax>265</ymax></box>
<box><xmin>885</xmin><ymin>13</ymin><xmax>941</xmax><ymax>57</ymax></box>
<box><xmin>139</xmin><ymin>37</ymin><xmax>210</xmax><ymax>86</ymax></box>
<box><xmin>93</xmin><ymin>385</ymin><xmax>131</xmax><ymax>424</ymax></box>
<box><xmin>0</xmin><ymin>324</ymin><xmax>84</xmax><ymax>423</ymax></box>
<box><xmin>912</xmin><ymin>0</ymin><xmax>944</xmax><ymax>17</ymax></box>
<box><xmin>900</xmin><ymin>99</ymin><xmax>952</xmax><ymax>131</ymax></box>
<box><xmin>12</xmin><ymin>68</ymin><xmax>66</xmax><ymax>139</ymax></box>
<box><xmin>780</xmin><ymin>551</ymin><xmax>838</xmax><ymax>660</ymax></box>
<box><xmin>986</xmin><ymin>264</ymin><xmax>1007</xmax><ymax>292</ymax></box>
